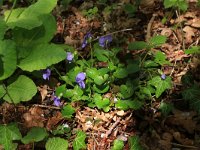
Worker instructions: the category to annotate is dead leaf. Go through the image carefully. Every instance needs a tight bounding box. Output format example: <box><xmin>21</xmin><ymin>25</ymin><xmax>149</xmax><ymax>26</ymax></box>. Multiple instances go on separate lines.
<box><xmin>183</xmin><ymin>26</ymin><xmax>195</xmax><ymax>44</ymax></box>
<box><xmin>46</xmin><ymin>111</ymin><xmax>63</xmax><ymax>131</ymax></box>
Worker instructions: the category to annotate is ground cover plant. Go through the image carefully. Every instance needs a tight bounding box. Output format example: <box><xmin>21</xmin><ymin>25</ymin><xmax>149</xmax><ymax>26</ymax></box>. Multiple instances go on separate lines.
<box><xmin>0</xmin><ymin>0</ymin><xmax>200</xmax><ymax>149</ymax></box>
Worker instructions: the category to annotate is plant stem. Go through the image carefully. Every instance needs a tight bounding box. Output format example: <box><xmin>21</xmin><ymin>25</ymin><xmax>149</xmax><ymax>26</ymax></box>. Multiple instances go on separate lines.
<box><xmin>2</xmin><ymin>83</ymin><xmax>15</xmax><ymax>105</ymax></box>
<box><xmin>89</xmin><ymin>42</ymin><xmax>93</xmax><ymax>67</ymax></box>
<box><xmin>5</xmin><ymin>0</ymin><xmax>18</xmax><ymax>23</ymax></box>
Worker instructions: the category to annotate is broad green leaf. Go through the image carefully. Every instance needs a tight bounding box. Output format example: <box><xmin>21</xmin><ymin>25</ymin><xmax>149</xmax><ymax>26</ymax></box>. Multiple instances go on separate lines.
<box><xmin>149</xmin><ymin>35</ymin><xmax>167</xmax><ymax>47</ymax></box>
<box><xmin>61</xmin><ymin>104</ymin><xmax>76</xmax><ymax>118</ymax></box>
<box><xmin>120</xmin><ymin>84</ymin><xmax>134</xmax><ymax>99</ymax></box>
<box><xmin>4</xmin><ymin>0</ymin><xmax>58</xmax><ymax>29</ymax></box>
<box><xmin>111</xmin><ymin>139</ymin><xmax>124</xmax><ymax>150</ymax></box>
<box><xmin>148</xmin><ymin>76</ymin><xmax>172</xmax><ymax>98</ymax></box>
<box><xmin>144</xmin><ymin>60</ymin><xmax>159</xmax><ymax>68</ymax></box>
<box><xmin>13</xmin><ymin>14</ymin><xmax>56</xmax><ymax>47</ymax></box>
<box><xmin>159</xmin><ymin>101</ymin><xmax>174</xmax><ymax>116</ymax></box>
<box><xmin>94</xmin><ymin>97</ymin><xmax>110</xmax><ymax>112</ymax></box>
<box><xmin>94</xmin><ymin>49</ymin><xmax>111</xmax><ymax>61</ymax></box>
<box><xmin>128</xmin><ymin>136</ymin><xmax>143</xmax><ymax>150</ymax></box>
<box><xmin>94</xmin><ymin>74</ymin><xmax>108</xmax><ymax>85</ymax></box>
<box><xmin>86</xmin><ymin>68</ymin><xmax>99</xmax><ymax>79</ymax></box>
<box><xmin>3</xmin><ymin>75</ymin><xmax>37</xmax><ymax>103</ymax></box>
<box><xmin>128</xmin><ymin>41</ymin><xmax>148</xmax><ymax>50</ymax></box>
<box><xmin>113</xmin><ymin>68</ymin><xmax>128</xmax><ymax>78</ymax></box>
<box><xmin>18</xmin><ymin>44</ymin><xmax>66</xmax><ymax>72</ymax></box>
<box><xmin>126</xmin><ymin>63</ymin><xmax>140</xmax><ymax>74</ymax></box>
<box><xmin>93</xmin><ymin>84</ymin><xmax>109</xmax><ymax>94</ymax></box>
<box><xmin>154</xmin><ymin>51</ymin><xmax>171</xmax><ymax>66</ymax></box>
<box><xmin>22</xmin><ymin>127</ymin><xmax>48</xmax><ymax>144</ymax></box>
<box><xmin>0</xmin><ymin>40</ymin><xmax>16</xmax><ymax>80</ymax></box>
<box><xmin>115</xmin><ymin>99</ymin><xmax>143</xmax><ymax>110</ymax></box>
<box><xmin>0</xmin><ymin>18</ymin><xmax>7</xmax><ymax>40</ymax></box>
<box><xmin>55</xmin><ymin>84</ymin><xmax>66</xmax><ymax>97</ymax></box>
<box><xmin>182</xmin><ymin>85</ymin><xmax>200</xmax><ymax>114</ymax></box>
<box><xmin>0</xmin><ymin>85</ymin><xmax>6</xmax><ymax>99</ymax></box>
<box><xmin>73</xmin><ymin>130</ymin><xmax>87</xmax><ymax>150</ymax></box>
<box><xmin>46</xmin><ymin>137</ymin><xmax>68</xmax><ymax>150</ymax></box>
<box><xmin>0</xmin><ymin>123</ymin><xmax>22</xmax><ymax>150</ymax></box>
<box><xmin>124</xmin><ymin>3</ymin><xmax>137</xmax><ymax>15</ymax></box>
<box><xmin>185</xmin><ymin>46</ymin><xmax>200</xmax><ymax>54</ymax></box>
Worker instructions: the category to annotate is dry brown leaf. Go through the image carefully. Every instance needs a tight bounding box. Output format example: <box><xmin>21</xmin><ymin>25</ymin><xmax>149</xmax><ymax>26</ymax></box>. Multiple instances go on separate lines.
<box><xmin>46</xmin><ymin>111</ymin><xmax>63</xmax><ymax>131</ymax></box>
<box><xmin>191</xmin><ymin>19</ymin><xmax>200</xmax><ymax>28</ymax></box>
<box><xmin>183</xmin><ymin>26</ymin><xmax>195</xmax><ymax>44</ymax></box>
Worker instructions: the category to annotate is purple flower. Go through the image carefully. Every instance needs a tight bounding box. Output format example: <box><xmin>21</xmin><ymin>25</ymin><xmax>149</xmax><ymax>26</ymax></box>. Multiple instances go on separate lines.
<box><xmin>161</xmin><ymin>74</ymin><xmax>166</xmax><ymax>80</ymax></box>
<box><xmin>43</xmin><ymin>69</ymin><xmax>51</xmax><ymax>80</ymax></box>
<box><xmin>76</xmin><ymin>72</ymin><xmax>86</xmax><ymax>89</ymax></box>
<box><xmin>66</xmin><ymin>52</ymin><xmax>74</xmax><ymax>63</ymax></box>
<box><xmin>53</xmin><ymin>96</ymin><xmax>61</xmax><ymax>106</ymax></box>
<box><xmin>99</xmin><ymin>35</ymin><xmax>112</xmax><ymax>47</ymax></box>
<box><xmin>82</xmin><ymin>32</ymin><xmax>92</xmax><ymax>48</ymax></box>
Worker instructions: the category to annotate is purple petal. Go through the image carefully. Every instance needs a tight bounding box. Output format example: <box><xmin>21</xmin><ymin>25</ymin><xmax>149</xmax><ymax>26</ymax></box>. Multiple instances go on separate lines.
<box><xmin>53</xmin><ymin>96</ymin><xmax>61</xmax><ymax>106</ymax></box>
<box><xmin>66</xmin><ymin>52</ymin><xmax>74</xmax><ymax>63</ymax></box>
<box><xmin>42</xmin><ymin>69</ymin><xmax>51</xmax><ymax>80</ymax></box>
<box><xmin>99</xmin><ymin>35</ymin><xmax>112</xmax><ymax>47</ymax></box>
<box><xmin>81</xmin><ymin>32</ymin><xmax>92</xmax><ymax>48</ymax></box>
<box><xmin>161</xmin><ymin>74</ymin><xmax>166</xmax><ymax>80</ymax></box>
<box><xmin>76</xmin><ymin>72</ymin><xmax>86</xmax><ymax>82</ymax></box>
<box><xmin>78</xmin><ymin>81</ymin><xmax>85</xmax><ymax>89</ymax></box>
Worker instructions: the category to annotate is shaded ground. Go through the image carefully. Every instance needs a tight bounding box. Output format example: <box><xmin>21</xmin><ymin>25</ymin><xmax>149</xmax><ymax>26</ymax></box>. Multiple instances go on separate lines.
<box><xmin>1</xmin><ymin>0</ymin><xmax>200</xmax><ymax>149</ymax></box>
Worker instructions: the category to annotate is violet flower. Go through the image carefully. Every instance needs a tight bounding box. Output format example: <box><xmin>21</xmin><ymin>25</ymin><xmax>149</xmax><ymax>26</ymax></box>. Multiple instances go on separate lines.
<box><xmin>42</xmin><ymin>69</ymin><xmax>51</xmax><ymax>80</ymax></box>
<box><xmin>82</xmin><ymin>32</ymin><xmax>92</xmax><ymax>48</ymax></box>
<box><xmin>99</xmin><ymin>35</ymin><xmax>112</xmax><ymax>47</ymax></box>
<box><xmin>76</xmin><ymin>72</ymin><xmax>86</xmax><ymax>89</ymax></box>
<box><xmin>161</xmin><ymin>74</ymin><xmax>166</xmax><ymax>80</ymax></box>
<box><xmin>66</xmin><ymin>52</ymin><xmax>74</xmax><ymax>63</ymax></box>
<box><xmin>53</xmin><ymin>96</ymin><xmax>61</xmax><ymax>106</ymax></box>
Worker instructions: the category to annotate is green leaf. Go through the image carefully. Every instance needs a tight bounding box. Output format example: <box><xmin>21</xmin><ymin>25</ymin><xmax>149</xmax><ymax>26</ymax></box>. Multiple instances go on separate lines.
<box><xmin>120</xmin><ymin>84</ymin><xmax>134</xmax><ymax>99</ymax></box>
<box><xmin>185</xmin><ymin>46</ymin><xmax>200</xmax><ymax>54</ymax></box>
<box><xmin>111</xmin><ymin>139</ymin><xmax>124</xmax><ymax>150</ymax></box>
<box><xmin>0</xmin><ymin>123</ymin><xmax>22</xmax><ymax>150</ymax></box>
<box><xmin>144</xmin><ymin>60</ymin><xmax>159</xmax><ymax>68</ymax></box>
<box><xmin>149</xmin><ymin>35</ymin><xmax>167</xmax><ymax>47</ymax></box>
<box><xmin>0</xmin><ymin>85</ymin><xmax>6</xmax><ymax>99</ymax></box>
<box><xmin>13</xmin><ymin>14</ymin><xmax>56</xmax><ymax>47</ymax></box>
<box><xmin>113</xmin><ymin>68</ymin><xmax>128</xmax><ymax>78</ymax></box>
<box><xmin>128</xmin><ymin>136</ymin><xmax>143</xmax><ymax>150</ymax></box>
<box><xmin>93</xmin><ymin>84</ymin><xmax>109</xmax><ymax>94</ymax></box>
<box><xmin>22</xmin><ymin>127</ymin><xmax>48</xmax><ymax>144</ymax></box>
<box><xmin>94</xmin><ymin>48</ymin><xmax>111</xmax><ymax>61</ymax></box>
<box><xmin>124</xmin><ymin>3</ymin><xmax>137</xmax><ymax>15</ymax></box>
<box><xmin>73</xmin><ymin>130</ymin><xmax>87</xmax><ymax>150</ymax></box>
<box><xmin>148</xmin><ymin>76</ymin><xmax>172</xmax><ymax>98</ymax></box>
<box><xmin>115</xmin><ymin>99</ymin><xmax>143</xmax><ymax>110</ymax></box>
<box><xmin>61</xmin><ymin>104</ymin><xmax>76</xmax><ymax>118</ymax></box>
<box><xmin>94</xmin><ymin>94</ymin><xmax>110</xmax><ymax>111</ymax></box>
<box><xmin>18</xmin><ymin>44</ymin><xmax>66</xmax><ymax>72</ymax></box>
<box><xmin>182</xmin><ymin>85</ymin><xmax>200</xmax><ymax>114</ymax></box>
<box><xmin>159</xmin><ymin>101</ymin><xmax>173</xmax><ymax>116</ymax></box>
<box><xmin>3</xmin><ymin>75</ymin><xmax>37</xmax><ymax>104</ymax></box>
<box><xmin>0</xmin><ymin>40</ymin><xmax>17</xmax><ymax>80</ymax></box>
<box><xmin>4</xmin><ymin>0</ymin><xmax>58</xmax><ymax>29</ymax></box>
<box><xmin>46</xmin><ymin>137</ymin><xmax>68</xmax><ymax>150</ymax></box>
<box><xmin>55</xmin><ymin>84</ymin><xmax>66</xmax><ymax>97</ymax></box>
<box><xmin>0</xmin><ymin>18</ymin><xmax>7</xmax><ymax>40</ymax></box>
<box><xmin>154</xmin><ymin>51</ymin><xmax>171</xmax><ymax>66</ymax></box>
<box><xmin>128</xmin><ymin>41</ymin><xmax>148</xmax><ymax>50</ymax></box>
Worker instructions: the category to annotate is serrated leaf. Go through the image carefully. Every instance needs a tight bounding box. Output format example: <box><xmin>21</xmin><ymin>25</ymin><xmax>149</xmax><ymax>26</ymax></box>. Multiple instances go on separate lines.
<box><xmin>0</xmin><ymin>123</ymin><xmax>22</xmax><ymax>150</ymax></box>
<box><xmin>128</xmin><ymin>41</ymin><xmax>148</xmax><ymax>50</ymax></box>
<box><xmin>113</xmin><ymin>68</ymin><xmax>128</xmax><ymax>78</ymax></box>
<box><xmin>149</xmin><ymin>35</ymin><xmax>167</xmax><ymax>47</ymax></box>
<box><xmin>0</xmin><ymin>40</ymin><xmax>17</xmax><ymax>80</ymax></box>
<box><xmin>0</xmin><ymin>85</ymin><xmax>6</xmax><ymax>99</ymax></box>
<box><xmin>73</xmin><ymin>130</ymin><xmax>87</xmax><ymax>150</ymax></box>
<box><xmin>13</xmin><ymin>14</ymin><xmax>56</xmax><ymax>47</ymax></box>
<box><xmin>46</xmin><ymin>137</ymin><xmax>68</xmax><ymax>150</ymax></box>
<box><xmin>4</xmin><ymin>0</ymin><xmax>58</xmax><ymax>29</ymax></box>
<box><xmin>185</xmin><ymin>46</ymin><xmax>200</xmax><ymax>54</ymax></box>
<box><xmin>182</xmin><ymin>85</ymin><xmax>200</xmax><ymax>114</ymax></box>
<box><xmin>148</xmin><ymin>76</ymin><xmax>172</xmax><ymax>98</ymax></box>
<box><xmin>61</xmin><ymin>104</ymin><xmax>75</xmax><ymax>118</ymax></box>
<box><xmin>0</xmin><ymin>18</ymin><xmax>7</xmax><ymax>40</ymax></box>
<box><xmin>18</xmin><ymin>44</ymin><xmax>66</xmax><ymax>72</ymax></box>
<box><xmin>111</xmin><ymin>139</ymin><xmax>124</xmax><ymax>150</ymax></box>
<box><xmin>3</xmin><ymin>75</ymin><xmax>37</xmax><ymax>103</ymax></box>
<box><xmin>22</xmin><ymin>127</ymin><xmax>48</xmax><ymax>144</ymax></box>
<box><xmin>128</xmin><ymin>136</ymin><xmax>143</xmax><ymax>150</ymax></box>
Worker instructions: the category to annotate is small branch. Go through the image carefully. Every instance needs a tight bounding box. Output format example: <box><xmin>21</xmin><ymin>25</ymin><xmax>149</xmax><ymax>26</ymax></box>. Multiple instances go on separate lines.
<box><xmin>105</xmin><ymin>118</ymin><xmax>120</xmax><ymax>138</ymax></box>
<box><xmin>32</xmin><ymin>104</ymin><xmax>61</xmax><ymax>110</ymax></box>
<box><xmin>146</xmin><ymin>14</ymin><xmax>157</xmax><ymax>42</ymax></box>
<box><xmin>171</xmin><ymin>142</ymin><xmax>198</xmax><ymax>149</ymax></box>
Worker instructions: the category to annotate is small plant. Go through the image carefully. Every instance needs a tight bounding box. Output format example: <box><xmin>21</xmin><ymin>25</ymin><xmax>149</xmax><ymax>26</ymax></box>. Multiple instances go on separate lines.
<box><xmin>164</xmin><ymin>0</ymin><xmax>188</xmax><ymax>11</ymax></box>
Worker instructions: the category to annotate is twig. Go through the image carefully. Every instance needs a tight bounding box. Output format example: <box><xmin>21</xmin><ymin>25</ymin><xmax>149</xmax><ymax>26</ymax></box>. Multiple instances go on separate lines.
<box><xmin>170</xmin><ymin>59</ymin><xmax>177</xmax><ymax>76</ymax></box>
<box><xmin>32</xmin><ymin>104</ymin><xmax>61</xmax><ymax>110</ymax></box>
<box><xmin>105</xmin><ymin>118</ymin><xmax>120</xmax><ymax>138</ymax></box>
<box><xmin>171</xmin><ymin>142</ymin><xmax>198</xmax><ymax>149</ymax></box>
<box><xmin>146</xmin><ymin>14</ymin><xmax>157</xmax><ymax>42</ymax></box>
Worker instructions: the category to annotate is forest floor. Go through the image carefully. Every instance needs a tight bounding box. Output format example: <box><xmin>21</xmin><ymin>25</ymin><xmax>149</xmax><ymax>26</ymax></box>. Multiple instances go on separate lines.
<box><xmin>1</xmin><ymin>0</ymin><xmax>200</xmax><ymax>150</ymax></box>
